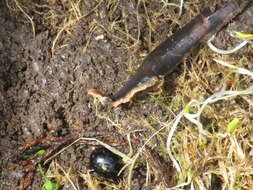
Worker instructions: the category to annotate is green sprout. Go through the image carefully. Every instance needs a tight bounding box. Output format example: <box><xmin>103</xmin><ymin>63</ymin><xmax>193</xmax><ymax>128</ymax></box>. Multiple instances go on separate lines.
<box><xmin>227</xmin><ymin>118</ymin><xmax>240</xmax><ymax>134</ymax></box>
<box><xmin>22</xmin><ymin>149</ymin><xmax>46</xmax><ymax>159</ymax></box>
<box><xmin>38</xmin><ymin>164</ymin><xmax>61</xmax><ymax>190</ymax></box>
<box><xmin>42</xmin><ymin>179</ymin><xmax>61</xmax><ymax>190</ymax></box>
<box><xmin>187</xmin><ymin>168</ymin><xmax>194</xmax><ymax>182</ymax></box>
<box><xmin>198</xmin><ymin>138</ymin><xmax>207</xmax><ymax>148</ymax></box>
<box><xmin>36</xmin><ymin>149</ymin><xmax>46</xmax><ymax>156</ymax></box>
<box><xmin>184</xmin><ymin>102</ymin><xmax>191</xmax><ymax>114</ymax></box>
<box><xmin>231</xmin><ymin>31</ymin><xmax>253</xmax><ymax>40</ymax></box>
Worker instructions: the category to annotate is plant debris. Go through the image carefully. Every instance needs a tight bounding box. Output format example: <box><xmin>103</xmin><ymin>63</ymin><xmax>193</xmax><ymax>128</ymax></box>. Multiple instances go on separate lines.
<box><xmin>1</xmin><ymin>0</ymin><xmax>253</xmax><ymax>189</ymax></box>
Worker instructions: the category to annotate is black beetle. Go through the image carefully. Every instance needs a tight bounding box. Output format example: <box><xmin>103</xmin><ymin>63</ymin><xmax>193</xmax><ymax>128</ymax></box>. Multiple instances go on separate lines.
<box><xmin>90</xmin><ymin>147</ymin><xmax>123</xmax><ymax>179</ymax></box>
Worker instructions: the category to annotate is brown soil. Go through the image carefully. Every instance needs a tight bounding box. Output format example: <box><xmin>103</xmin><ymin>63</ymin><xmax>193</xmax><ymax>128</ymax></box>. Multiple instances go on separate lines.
<box><xmin>1</xmin><ymin>0</ymin><xmax>253</xmax><ymax>190</ymax></box>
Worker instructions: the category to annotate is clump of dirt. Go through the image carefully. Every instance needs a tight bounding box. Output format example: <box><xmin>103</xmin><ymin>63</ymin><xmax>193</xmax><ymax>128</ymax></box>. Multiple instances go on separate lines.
<box><xmin>1</xmin><ymin>0</ymin><xmax>253</xmax><ymax>190</ymax></box>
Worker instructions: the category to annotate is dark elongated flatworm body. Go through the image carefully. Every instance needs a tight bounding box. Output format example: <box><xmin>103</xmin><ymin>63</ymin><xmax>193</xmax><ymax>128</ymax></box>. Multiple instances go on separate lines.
<box><xmin>88</xmin><ymin>0</ymin><xmax>252</xmax><ymax>107</ymax></box>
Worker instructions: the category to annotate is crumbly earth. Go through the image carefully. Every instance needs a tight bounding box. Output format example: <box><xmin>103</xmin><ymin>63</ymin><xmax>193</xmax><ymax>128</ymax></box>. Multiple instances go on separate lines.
<box><xmin>0</xmin><ymin>0</ymin><xmax>253</xmax><ymax>190</ymax></box>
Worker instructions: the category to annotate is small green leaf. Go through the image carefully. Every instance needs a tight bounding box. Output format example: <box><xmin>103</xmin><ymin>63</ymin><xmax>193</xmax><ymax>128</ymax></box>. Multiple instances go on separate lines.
<box><xmin>184</xmin><ymin>103</ymin><xmax>191</xmax><ymax>114</ymax></box>
<box><xmin>227</xmin><ymin>118</ymin><xmax>240</xmax><ymax>134</ymax></box>
<box><xmin>234</xmin><ymin>31</ymin><xmax>253</xmax><ymax>39</ymax></box>
<box><xmin>42</xmin><ymin>179</ymin><xmax>61</xmax><ymax>190</ymax></box>
<box><xmin>39</xmin><ymin>164</ymin><xmax>61</xmax><ymax>190</ymax></box>
<box><xmin>22</xmin><ymin>149</ymin><xmax>46</xmax><ymax>160</ymax></box>
<box><xmin>35</xmin><ymin>149</ymin><xmax>46</xmax><ymax>156</ymax></box>
<box><xmin>42</xmin><ymin>179</ymin><xmax>54</xmax><ymax>190</ymax></box>
<box><xmin>55</xmin><ymin>182</ymin><xmax>61</xmax><ymax>190</ymax></box>
<box><xmin>187</xmin><ymin>168</ymin><xmax>194</xmax><ymax>181</ymax></box>
<box><xmin>199</xmin><ymin>139</ymin><xmax>206</xmax><ymax>148</ymax></box>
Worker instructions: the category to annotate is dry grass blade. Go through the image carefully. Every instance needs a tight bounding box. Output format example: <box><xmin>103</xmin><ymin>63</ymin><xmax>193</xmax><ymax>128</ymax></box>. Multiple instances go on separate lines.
<box><xmin>14</xmin><ymin>0</ymin><xmax>35</xmax><ymax>38</ymax></box>
<box><xmin>81</xmin><ymin>171</ymin><xmax>102</xmax><ymax>190</ymax></box>
<box><xmin>51</xmin><ymin>19</ymin><xmax>77</xmax><ymax>56</ymax></box>
<box><xmin>51</xmin><ymin>0</ymin><xmax>103</xmax><ymax>55</ymax></box>
<box><xmin>55</xmin><ymin>162</ymin><xmax>78</xmax><ymax>190</ymax></box>
<box><xmin>45</xmin><ymin>137</ymin><xmax>132</xmax><ymax>165</ymax></box>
